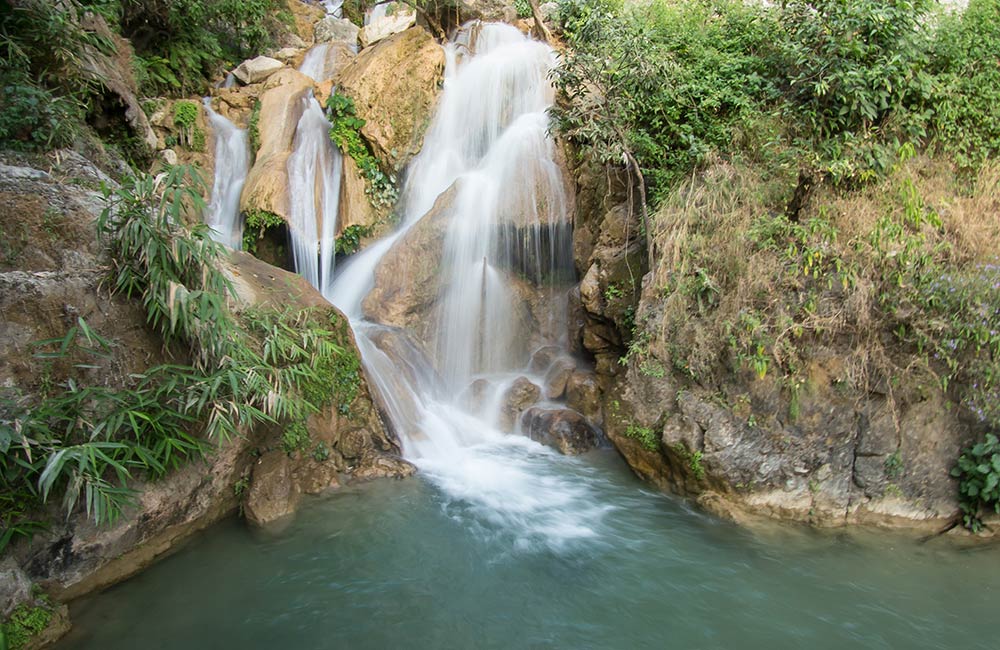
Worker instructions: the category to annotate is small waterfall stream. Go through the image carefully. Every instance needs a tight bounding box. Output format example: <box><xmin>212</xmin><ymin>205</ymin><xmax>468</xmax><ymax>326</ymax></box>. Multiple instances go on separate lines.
<box><xmin>202</xmin><ymin>99</ymin><xmax>250</xmax><ymax>249</ymax></box>
<box><xmin>328</xmin><ymin>23</ymin><xmax>598</xmax><ymax>548</ymax></box>
<box><xmin>287</xmin><ymin>95</ymin><xmax>342</xmax><ymax>297</ymax></box>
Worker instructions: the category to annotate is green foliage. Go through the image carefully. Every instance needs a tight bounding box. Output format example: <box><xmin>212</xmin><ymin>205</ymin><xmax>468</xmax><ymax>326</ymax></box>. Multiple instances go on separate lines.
<box><xmin>927</xmin><ymin>0</ymin><xmax>1000</xmax><ymax>169</ymax></box>
<box><xmin>552</xmin><ymin>0</ymin><xmax>779</xmax><ymax>203</ymax></box>
<box><xmin>952</xmin><ymin>434</ymin><xmax>1000</xmax><ymax>532</ymax></box>
<box><xmin>172</xmin><ymin>101</ymin><xmax>206</xmax><ymax>152</ymax></box>
<box><xmin>514</xmin><ymin>0</ymin><xmax>533</xmax><ymax>19</ymax></box>
<box><xmin>242</xmin><ymin>208</ymin><xmax>283</xmax><ymax>255</ymax></box>
<box><xmin>335</xmin><ymin>224</ymin><xmax>374</xmax><ymax>256</ymax></box>
<box><xmin>0</xmin><ymin>165</ymin><xmax>357</xmax><ymax>549</ymax></box>
<box><xmin>625</xmin><ymin>424</ymin><xmax>658</xmax><ymax>451</ymax></box>
<box><xmin>326</xmin><ymin>92</ymin><xmax>398</xmax><ymax>209</ymax></box>
<box><xmin>0</xmin><ymin>0</ymin><xmax>113</xmax><ymax>151</ymax></box>
<box><xmin>282</xmin><ymin>419</ymin><xmax>310</xmax><ymax>454</ymax></box>
<box><xmin>3</xmin><ymin>602</ymin><xmax>53</xmax><ymax>650</ymax></box>
<box><xmin>671</xmin><ymin>443</ymin><xmax>706</xmax><ymax>481</ymax></box>
<box><xmin>120</xmin><ymin>0</ymin><xmax>282</xmax><ymax>95</ymax></box>
<box><xmin>248</xmin><ymin>99</ymin><xmax>262</xmax><ymax>155</ymax></box>
<box><xmin>775</xmin><ymin>0</ymin><xmax>933</xmax><ymax>183</ymax></box>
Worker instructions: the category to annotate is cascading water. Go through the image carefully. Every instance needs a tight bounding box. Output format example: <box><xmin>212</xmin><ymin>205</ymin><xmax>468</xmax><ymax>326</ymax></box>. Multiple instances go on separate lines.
<box><xmin>202</xmin><ymin>99</ymin><xmax>250</xmax><ymax>249</ymax></box>
<box><xmin>328</xmin><ymin>23</ymin><xmax>599</xmax><ymax>549</ymax></box>
<box><xmin>299</xmin><ymin>43</ymin><xmax>331</xmax><ymax>82</ymax></box>
<box><xmin>287</xmin><ymin>95</ymin><xmax>342</xmax><ymax>297</ymax></box>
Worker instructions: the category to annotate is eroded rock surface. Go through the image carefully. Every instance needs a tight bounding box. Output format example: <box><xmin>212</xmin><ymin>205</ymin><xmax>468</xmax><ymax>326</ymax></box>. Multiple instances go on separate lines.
<box><xmin>336</xmin><ymin>27</ymin><xmax>445</xmax><ymax>171</ymax></box>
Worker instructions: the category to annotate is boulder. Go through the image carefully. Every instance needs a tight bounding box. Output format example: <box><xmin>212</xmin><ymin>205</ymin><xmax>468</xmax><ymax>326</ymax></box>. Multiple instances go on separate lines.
<box><xmin>360</xmin><ymin>5</ymin><xmax>417</xmax><ymax>48</ymax></box>
<box><xmin>543</xmin><ymin>357</ymin><xmax>576</xmax><ymax>399</ymax></box>
<box><xmin>337</xmin><ymin>27</ymin><xmax>445</xmax><ymax>171</ymax></box>
<box><xmin>500</xmin><ymin>377</ymin><xmax>541</xmax><ymax>431</ymax></box>
<box><xmin>461</xmin><ymin>378</ymin><xmax>495</xmax><ymax>413</ymax></box>
<box><xmin>244</xmin><ymin>450</ymin><xmax>302</xmax><ymax>527</ymax></box>
<box><xmin>362</xmin><ymin>185</ymin><xmax>454</xmax><ymax>342</ymax></box>
<box><xmin>338</xmin><ymin>154</ymin><xmax>385</xmax><ymax>239</ymax></box>
<box><xmin>233</xmin><ymin>56</ymin><xmax>286</xmax><ymax>85</ymax></box>
<box><xmin>458</xmin><ymin>0</ymin><xmax>517</xmax><ymax>22</ymax></box>
<box><xmin>315</xmin><ymin>16</ymin><xmax>360</xmax><ymax>47</ymax></box>
<box><xmin>0</xmin><ymin>558</ymin><xmax>32</xmax><ymax>618</ymax></box>
<box><xmin>529</xmin><ymin>345</ymin><xmax>561</xmax><ymax>373</ymax></box>
<box><xmin>521</xmin><ymin>407</ymin><xmax>601</xmax><ymax>455</ymax></box>
<box><xmin>239</xmin><ymin>69</ymin><xmax>315</xmax><ymax>223</ymax></box>
<box><xmin>566</xmin><ymin>370</ymin><xmax>602</xmax><ymax>426</ymax></box>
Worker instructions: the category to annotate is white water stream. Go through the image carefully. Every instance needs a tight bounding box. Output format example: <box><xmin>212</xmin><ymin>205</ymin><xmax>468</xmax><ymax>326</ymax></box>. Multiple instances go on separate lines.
<box><xmin>203</xmin><ymin>99</ymin><xmax>250</xmax><ymax>249</ymax></box>
<box><xmin>327</xmin><ymin>24</ymin><xmax>598</xmax><ymax>549</ymax></box>
<box><xmin>287</xmin><ymin>95</ymin><xmax>342</xmax><ymax>297</ymax></box>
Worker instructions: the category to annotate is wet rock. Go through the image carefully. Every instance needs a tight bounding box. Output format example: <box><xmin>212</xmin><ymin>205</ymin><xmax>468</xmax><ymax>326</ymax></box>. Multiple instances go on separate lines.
<box><xmin>566</xmin><ymin>370</ymin><xmax>602</xmax><ymax>425</ymax></box>
<box><xmin>461</xmin><ymin>378</ymin><xmax>494</xmax><ymax>413</ymax></box>
<box><xmin>458</xmin><ymin>0</ymin><xmax>517</xmax><ymax>22</ymax></box>
<box><xmin>529</xmin><ymin>345</ymin><xmax>561</xmax><ymax>373</ymax></box>
<box><xmin>245</xmin><ymin>451</ymin><xmax>302</xmax><ymax>527</ymax></box>
<box><xmin>500</xmin><ymin>377</ymin><xmax>541</xmax><ymax>431</ymax></box>
<box><xmin>362</xmin><ymin>185</ymin><xmax>453</xmax><ymax>343</ymax></box>
<box><xmin>522</xmin><ymin>407</ymin><xmax>601</xmax><ymax>455</ymax></box>
<box><xmin>239</xmin><ymin>69</ymin><xmax>314</xmax><ymax>224</ymax></box>
<box><xmin>338</xmin><ymin>155</ymin><xmax>386</xmax><ymax>243</ymax></box>
<box><xmin>295</xmin><ymin>459</ymin><xmax>341</xmax><ymax>495</ymax></box>
<box><xmin>336</xmin><ymin>27</ymin><xmax>445</xmax><ymax>171</ymax></box>
<box><xmin>543</xmin><ymin>357</ymin><xmax>576</xmax><ymax>399</ymax></box>
<box><xmin>315</xmin><ymin>16</ymin><xmax>360</xmax><ymax>47</ymax></box>
<box><xmin>233</xmin><ymin>56</ymin><xmax>285</xmax><ymax>85</ymax></box>
<box><xmin>0</xmin><ymin>558</ymin><xmax>32</xmax><ymax>617</ymax></box>
<box><xmin>351</xmin><ymin>454</ymin><xmax>417</xmax><ymax>481</ymax></box>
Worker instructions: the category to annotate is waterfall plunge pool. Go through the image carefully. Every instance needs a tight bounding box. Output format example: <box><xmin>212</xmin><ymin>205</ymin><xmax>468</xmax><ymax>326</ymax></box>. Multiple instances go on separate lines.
<box><xmin>59</xmin><ymin>447</ymin><xmax>998</xmax><ymax>650</ymax></box>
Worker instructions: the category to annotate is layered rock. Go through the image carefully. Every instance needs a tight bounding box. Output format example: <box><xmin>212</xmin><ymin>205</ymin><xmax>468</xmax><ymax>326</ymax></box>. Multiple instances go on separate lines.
<box><xmin>336</xmin><ymin>27</ymin><xmax>445</xmax><ymax>171</ymax></box>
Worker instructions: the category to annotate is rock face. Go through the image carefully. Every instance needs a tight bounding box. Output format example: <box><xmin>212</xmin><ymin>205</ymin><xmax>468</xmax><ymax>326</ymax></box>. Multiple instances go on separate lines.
<box><xmin>362</xmin><ymin>185</ymin><xmax>453</xmax><ymax>344</ymax></box>
<box><xmin>568</xmin><ymin>154</ymin><xmax>983</xmax><ymax>534</ymax></box>
<box><xmin>336</xmin><ymin>27</ymin><xmax>445</xmax><ymax>171</ymax></box>
<box><xmin>0</xmin><ymin>153</ymin><xmax>410</xmax><ymax>606</ymax></box>
<box><xmin>360</xmin><ymin>5</ymin><xmax>416</xmax><ymax>48</ymax></box>
<box><xmin>233</xmin><ymin>56</ymin><xmax>286</xmax><ymax>85</ymax></box>
<box><xmin>239</xmin><ymin>69</ymin><xmax>315</xmax><ymax>223</ymax></box>
<box><xmin>0</xmin><ymin>558</ymin><xmax>33</xmax><ymax>617</ymax></box>
<box><xmin>315</xmin><ymin>16</ymin><xmax>360</xmax><ymax>47</ymax></box>
<box><xmin>521</xmin><ymin>407</ymin><xmax>601</xmax><ymax>455</ymax></box>
<box><xmin>244</xmin><ymin>451</ymin><xmax>302</xmax><ymax>527</ymax></box>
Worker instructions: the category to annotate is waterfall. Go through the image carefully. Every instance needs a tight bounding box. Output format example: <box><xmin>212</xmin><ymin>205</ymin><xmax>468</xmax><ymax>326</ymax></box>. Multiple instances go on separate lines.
<box><xmin>287</xmin><ymin>95</ymin><xmax>342</xmax><ymax>297</ymax></box>
<box><xmin>299</xmin><ymin>43</ymin><xmax>331</xmax><ymax>82</ymax></box>
<box><xmin>202</xmin><ymin>99</ymin><xmax>250</xmax><ymax>249</ymax></box>
<box><xmin>326</xmin><ymin>23</ymin><xmax>601</xmax><ymax>549</ymax></box>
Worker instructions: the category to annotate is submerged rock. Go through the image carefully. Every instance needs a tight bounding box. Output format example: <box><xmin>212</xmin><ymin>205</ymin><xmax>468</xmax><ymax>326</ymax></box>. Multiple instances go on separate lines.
<box><xmin>245</xmin><ymin>451</ymin><xmax>303</xmax><ymax>527</ymax></box>
<box><xmin>521</xmin><ymin>407</ymin><xmax>601</xmax><ymax>455</ymax></box>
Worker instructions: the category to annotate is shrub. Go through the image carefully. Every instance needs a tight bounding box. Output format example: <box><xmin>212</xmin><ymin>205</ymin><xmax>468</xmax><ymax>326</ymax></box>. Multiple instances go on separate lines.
<box><xmin>0</xmin><ymin>166</ymin><xmax>355</xmax><ymax>550</ymax></box>
<box><xmin>326</xmin><ymin>93</ymin><xmax>398</xmax><ymax>209</ymax></box>
<box><xmin>952</xmin><ymin>434</ymin><xmax>1000</xmax><ymax>532</ymax></box>
<box><xmin>775</xmin><ymin>0</ymin><xmax>934</xmax><ymax>184</ymax></box>
<box><xmin>927</xmin><ymin>0</ymin><xmax>1000</xmax><ymax>169</ymax></box>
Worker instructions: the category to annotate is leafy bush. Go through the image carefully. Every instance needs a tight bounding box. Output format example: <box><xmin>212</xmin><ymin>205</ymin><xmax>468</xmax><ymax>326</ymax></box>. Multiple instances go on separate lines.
<box><xmin>242</xmin><ymin>208</ymin><xmax>284</xmax><ymax>255</ymax></box>
<box><xmin>552</xmin><ymin>0</ymin><xmax>779</xmax><ymax>206</ymax></box>
<box><xmin>0</xmin><ymin>166</ymin><xmax>356</xmax><ymax>550</ymax></box>
<box><xmin>0</xmin><ymin>0</ymin><xmax>111</xmax><ymax>151</ymax></box>
<box><xmin>335</xmin><ymin>224</ymin><xmax>374</xmax><ymax>256</ymax></box>
<box><xmin>326</xmin><ymin>93</ymin><xmax>398</xmax><ymax>209</ymax></box>
<box><xmin>118</xmin><ymin>0</ymin><xmax>282</xmax><ymax>94</ymax></box>
<box><xmin>952</xmin><ymin>434</ymin><xmax>1000</xmax><ymax>532</ymax></box>
<box><xmin>3</xmin><ymin>602</ymin><xmax>53</xmax><ymax>650</ymax></box>
<box><xmin>775</xmin><ymin>0</ymin><xmax>933</xmax><ymax>183</ymax></box>
<box><xmin>927</xmin><ymin>0</ymin><xmax>1000</xmax><ymax>169</ymax></box>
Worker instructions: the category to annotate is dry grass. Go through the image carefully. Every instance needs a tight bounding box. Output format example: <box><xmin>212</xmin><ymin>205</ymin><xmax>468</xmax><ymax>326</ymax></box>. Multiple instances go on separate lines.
<box><xmin>639</xmin><ymin>154</ymin><xmax>1000</xmax><ymax>414</ymax></box>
